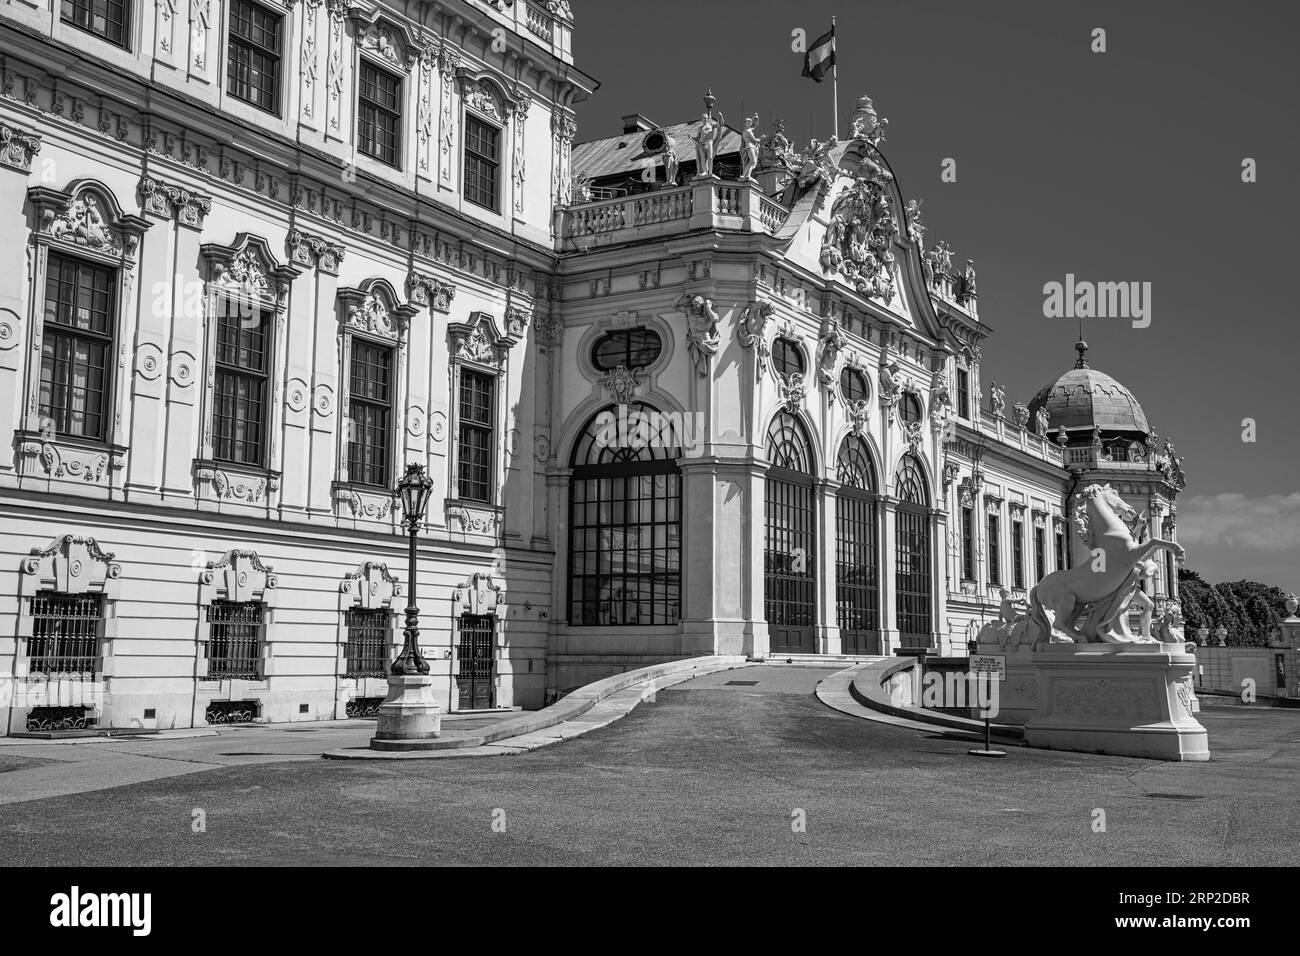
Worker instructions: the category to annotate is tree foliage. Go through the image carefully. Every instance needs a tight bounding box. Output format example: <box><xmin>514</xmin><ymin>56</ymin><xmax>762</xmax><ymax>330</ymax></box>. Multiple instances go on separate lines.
<box><xmin>1176</xmin><ymin>568</ymin><xmax>1291</xmax><ymax>646</ymax></box>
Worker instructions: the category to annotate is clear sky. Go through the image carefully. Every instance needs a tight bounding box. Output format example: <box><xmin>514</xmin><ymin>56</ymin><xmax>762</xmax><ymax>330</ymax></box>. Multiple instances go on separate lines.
<box><xmin>570</xmin><ymin>0</ymin><xmax>1300</xmax><ymax>590</ymax></box>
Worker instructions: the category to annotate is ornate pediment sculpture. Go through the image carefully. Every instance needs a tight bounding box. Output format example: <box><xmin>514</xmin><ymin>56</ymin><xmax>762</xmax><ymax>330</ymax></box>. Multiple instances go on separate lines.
<box><xmin>820</xmin><ymin>169</ymin><xmax>899</xmax><ymax>301</ymax></box>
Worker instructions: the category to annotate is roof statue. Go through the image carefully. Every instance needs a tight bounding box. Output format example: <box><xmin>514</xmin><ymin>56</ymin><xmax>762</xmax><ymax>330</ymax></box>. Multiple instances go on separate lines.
<box><xmin>739</xmin><ymin>114</ymin><xmax>760</xmax><ymax>182</ymax></box>
<box><xmin>691</xmin><ymin>89</ymin><xmax>725</xmax><ymax>178</ymax></box>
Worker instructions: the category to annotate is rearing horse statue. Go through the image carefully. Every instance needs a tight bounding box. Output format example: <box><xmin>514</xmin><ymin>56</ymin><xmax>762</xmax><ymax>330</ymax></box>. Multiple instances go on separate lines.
<box><xmin>1027</xmin><ymin>483</ymin><xmax>1184</xmax><ymax>648</ymax></box>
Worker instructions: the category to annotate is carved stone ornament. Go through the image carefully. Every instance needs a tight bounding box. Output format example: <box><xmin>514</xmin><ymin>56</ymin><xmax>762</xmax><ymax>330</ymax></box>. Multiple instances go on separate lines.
<box><xmin>139</xmin><ymin>175</ymin><xmax>212</xmax><ymax>228</ymax></box>
<box><xmin>680</xmin><ymin>294</ymin><xmax>721</xmax><ymax>377</ymax></box>
<box><xmin>0</xmin><ymin>121</ymin><xmax>41</xmax><ymax>171</ymax></box>
<box><xmin>287</xmin><ymin>228</ymin><xmax>345</xmax><ymax>275</ymax></box>
<box><xmin>778</xmin><ymin>371</ymin><xmax>806</xmax><ymax>413</ymax></box>
<box><xmin>452</xmin><ymin>571</ymin><xmax>505</xmax><ymax>616</ymax></box>
<box><xmin>1013</xmin><ymin>402</ymin><xmax>1030</xmax><ymax>429</ymax></box>
<box><xmin>878</xmin><ymin>360</ymin><xmax>904</xmax><ymax>408</ymax></box>
<box><xmin>201</xmin><ymin>233</ymin><xmax>295</xmax><ymax>311</ymax></box>
<box><xmin>505</xmin><ymin>306</ymin><xmax>531</xmax><ymax>338</ymax></box>
<box><xmin>817</xmin><ymin>317</ymin><xmax>846</xmax><ymax>388</ymax></box>
<box><xmin>819</xmin><ymin>167</ymin><xmax>899</xmax><ymax>301</ymax></box>
<box><xmin>534</xmin><ymin>313</ymin><xmax>563</xmax><ymax>348</ymax></box>
<box><xmin>901</xmin><ymin>419</ymin><xmax>924</xmax><ymax>456</ymax></box>
<box><xmin>603</xmin><ymin>364</ymin><xmax>641</xmax><ymax>404</ymax></box>
<box><xmin>340</xmin><ymin>560</ymin><xmax>401</xmax><ymax>608</ymax></box>
<box><xmin>989</xmin><ymin>381</ymin><xmax>1006</xmax><ymax>419</ymax></box>
<box><xmin>23</xmin><ymin>534</ymin><xmax>122</xmax><ymax>591</ymax></box>
<box><xmin>405</xmin><ymin>271</ymin><xmax>455</xmax><ymax>313</ymax></box>
<box><xmin>846</xmin><ymin>398</ymin><xmax>870</xmax><ymax>436</ymax></box>
<box><xmin>447</xmin><ymin>504</ymin><xmax>499</xmax><ymax>536</ymax></box>
<box><xmin>201</xmin><ymin>549</ymin><xmax>277</xmax><ymax>601</ymax></box>
<box><xmin>33</xmin><ymin>183</ymin><xmax>145</xmax><ymax>259</ymax></box>
<box><xmin>346</xmin><ymin>290</ymin><xmax>401</xmax><ymax>339</ymax></box>
<box><xmin>451</xmin><ymin>312</ymin><xmax>514</xmax><ymax>367</ymax></box>
<box><xmin>738</xmin><ymin>301</ymin><xmax>775</xmax><ymax>377</ymax></box>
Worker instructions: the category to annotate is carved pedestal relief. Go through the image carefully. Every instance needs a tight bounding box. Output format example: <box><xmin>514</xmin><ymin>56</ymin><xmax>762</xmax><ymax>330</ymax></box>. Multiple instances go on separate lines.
<box><xmin>551</xmin><ymin>110</ymin><xmax>577</xmax><ymax>207</ymax></box>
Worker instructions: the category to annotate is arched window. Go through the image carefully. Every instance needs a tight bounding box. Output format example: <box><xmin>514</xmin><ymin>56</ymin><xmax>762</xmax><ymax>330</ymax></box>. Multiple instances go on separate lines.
<box><xmin>591</xmin><ymin>328</ymin><xmax>662</xmax><ymax>371</ymax></box>
<box><xmin>836</xmin><ymin>437</ymin><xmax>880</xmax><ymax>654</ymax></box>
<box><xmin>840</xmin><ymin>367</ymin><xmax>869</xmax><ymax>404</ymax></box>
<box><xmin>772</xmin><ymin>338</ymin><xmax>805</xmax><ymax>378</ymax></box>
<box><xmin>764</xmin><ymin>412</ymin><xmax>817</xmax><ymax>653</ymax></box>
<box><xmin>900</xmin><ymin>392</ymin><xmax>924</xmax><ymax>425</ymax></box>
<box><xmin>568</xmin><ymin>403</ymin><xmax>681</xmax><ymax>626</ymax></box>
<box><xmin>894</xmin><ymin>455</ymin><xmax>933</xmax><ymax>646</ymax></box>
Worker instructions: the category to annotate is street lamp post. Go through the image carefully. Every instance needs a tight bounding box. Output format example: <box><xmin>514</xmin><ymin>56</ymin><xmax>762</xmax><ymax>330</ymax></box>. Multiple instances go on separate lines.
<box><xmin>370</xmin><ymin>463</ymin><xmax>443</xmax><ymax>750</ymax></box>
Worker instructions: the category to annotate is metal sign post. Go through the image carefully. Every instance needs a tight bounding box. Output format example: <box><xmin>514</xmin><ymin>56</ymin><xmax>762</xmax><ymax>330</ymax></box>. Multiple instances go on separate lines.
<box><xmin>967</xmin><ymin>654</ymin><xmax>1007</xmax><ymax>758</ymax></box>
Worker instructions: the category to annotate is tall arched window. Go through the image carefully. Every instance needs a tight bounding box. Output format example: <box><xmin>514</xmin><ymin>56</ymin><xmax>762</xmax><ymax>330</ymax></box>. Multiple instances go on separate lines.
<box><xmin>894</xmin><ymin>455</ymin><xmax>933</xmax><ymax>647</ymax></box>
<box><xmin>764</xmin><ymin>411</ymin><xmax>816</xmax><ymax>653</ymax></box>
<box><xmin>836</xmin><ymin>437</ymin><xmax>880</xmax><ymax>654</ymax></box>
<box><xmin>568</xmin><ymin>403</ymin><xmax>681</xmax><ymax>626</ymax></box>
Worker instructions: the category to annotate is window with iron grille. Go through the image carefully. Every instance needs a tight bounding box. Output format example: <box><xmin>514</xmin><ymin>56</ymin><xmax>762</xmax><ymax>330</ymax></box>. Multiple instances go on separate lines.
<box><xmin>358</xmin><ymin>60</ymin><xmax>402</xmax><ymax>167</ymax></box>
<box><xmin>568</xmin><ymin>403</ymin><xmax>682</xmax><ymax>627</ymax></box>
<box><xmin>591</xmin><ymin>328</ymin><xmax>662</xmax><ymax>371</ymax></box>
<box><xmin>213</xmin><ymin>305</ymin><xmax>269</xmax><ymax>466</ymax></box>
<box><xmin>987</xmin><ymin>513</ymin><xmax>1001</xmax><ymax>586</ymax></box>
<box><xmin>772</xmin><ymin>338</ymin><xmax>804</xmax><ymax>378</ymax></box>
<box><xmin>1055</xmin><ymin>525</ymin><xmax>1068</xmax><ymax>571</ymax></box>
<box><xmin>40</xmin><ymin>253</ymin><xmax>115</xmax><ymax>442</ymax></box>
<box><xmin>61</xmin><ymin>0</ymin><xmax>129</xmax><ymax>48</ymax></box>
<box><xmin>227</xmin><ymin>0</ymin><xmax>282</xmax><ymax>114</ymax></box>
<box><xmin>344</xmin><ymin>607</ymin><xmax>390</xmax><ymax>678</ymax></box>
<box><xmin>347</xmin><ymin>340</ymin><xmax>393</xmax><ymax>487</ymax></box>
<box><xmin>961</xmin><ymin>506</ymin><xmax>975</xmax><ymax>580</ymax></box>
<box><xmin>840</xmin><ymin>367</ymin><xmax>868</xmax><ymax>404</ymax></box>
<box><xmin>27</xmin><ymin>592</ymin><xmax>103</xmax><ymax>676</ymax></box>
<box><xmin>206</xmin><ymin>600</ymin><xmax>263</xmax><ymax>679</ymax></box>
<box><xmin>464</xmin><ymin>115</ymin><xmax>500</xmax><ymax>211</ymax></box>
<box><xmin>457</xmin><ymin>369</ymin><xmax>495</xmax><ymax>502</ymax></box>
<box><xmin>1012</xmin><ymin>518</ymin><xmax>1025</xmax><ymax>588</ymax></box>
<box><xmin>1035</xmin><ymin>525</ymin><xmax>1047</xmax><ymax>583</ymax></box>
<box><xmin>956</xmin><ymin>367</ymin><xmax>970</xmax><ymax>419</ymax></box>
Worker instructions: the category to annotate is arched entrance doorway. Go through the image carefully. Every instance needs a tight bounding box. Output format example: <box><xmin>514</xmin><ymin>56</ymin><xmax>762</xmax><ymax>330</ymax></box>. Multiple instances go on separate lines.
<box><xmin>835</xmin><ymin>436</ymin><xmax>881</xmax><ymax>654</ymax></box>
<box><xmin>764</xmin><ymin>411</ymin><xmax>817</xmax><ymax>654</ymax></box>
<box><xmin>894</xmin><ymin>455</ymin><xmax>933</xmax><ymax>648</ymax></box>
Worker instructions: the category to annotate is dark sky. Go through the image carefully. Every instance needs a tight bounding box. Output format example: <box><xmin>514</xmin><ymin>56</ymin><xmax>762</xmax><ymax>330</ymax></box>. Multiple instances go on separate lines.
<box><xmin>570</xmin><ymin>0</ymin><xmax>1300</xmax><ymax>588</ymax></box>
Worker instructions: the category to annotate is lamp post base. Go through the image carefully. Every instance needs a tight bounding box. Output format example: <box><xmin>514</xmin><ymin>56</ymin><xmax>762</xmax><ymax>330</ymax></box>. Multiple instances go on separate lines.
<box><xmin>370</xmin><ymin>674</ymin><xmax>442</xmax><ymax>751</ymax></box>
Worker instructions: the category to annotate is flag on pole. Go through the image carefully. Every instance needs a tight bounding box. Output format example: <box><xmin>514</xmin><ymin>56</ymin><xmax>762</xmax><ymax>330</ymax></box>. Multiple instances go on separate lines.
<box><xmin>802</xmin><ymin>25</ymin><xmax>836</xmax><ymax>83</ymax></box>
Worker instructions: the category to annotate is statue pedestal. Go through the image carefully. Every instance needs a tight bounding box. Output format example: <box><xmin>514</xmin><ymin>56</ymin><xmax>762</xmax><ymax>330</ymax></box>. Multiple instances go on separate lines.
<box><xmin>1025</xmin><ymin>643</ymin><xmax>1209</xmax><ymax>762</ymax></box>
<box><xmin>370</xmin><ymin>674</ymin><xmax>442</xmax><ymax>751</ymax></box>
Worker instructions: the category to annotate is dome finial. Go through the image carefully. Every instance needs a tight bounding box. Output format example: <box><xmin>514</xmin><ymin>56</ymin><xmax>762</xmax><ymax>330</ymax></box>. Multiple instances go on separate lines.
<box><xmin>1074</xmin><ymin>338</ymin><xmax>1089</xmax><ymax>369</ymax></box>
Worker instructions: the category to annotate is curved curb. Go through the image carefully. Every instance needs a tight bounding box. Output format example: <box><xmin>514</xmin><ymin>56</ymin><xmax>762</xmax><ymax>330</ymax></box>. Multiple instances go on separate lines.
<box><xmin>817</xmin><ymin>658</ymin><xmax>1025</xmax><ymax>742</ymax></box>
<box><xmin>323</xmin><ymin>655</ymin><xmax>750</xmax><ymax>760</ymax></box>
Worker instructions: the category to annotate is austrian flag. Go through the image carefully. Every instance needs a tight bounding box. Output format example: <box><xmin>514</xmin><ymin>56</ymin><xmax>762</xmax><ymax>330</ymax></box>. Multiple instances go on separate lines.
<box><xmin>802</xmin><ymin>26</ymin><xmax>836</xmax><ymax>83</ymax></box>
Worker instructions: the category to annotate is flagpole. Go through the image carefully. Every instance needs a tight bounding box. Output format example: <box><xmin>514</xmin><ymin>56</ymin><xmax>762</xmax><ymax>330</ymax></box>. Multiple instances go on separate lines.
<box><xmin>831</xmin><ymin>16</ymin><xmax>838</xmax><ymax>138</ymax></box>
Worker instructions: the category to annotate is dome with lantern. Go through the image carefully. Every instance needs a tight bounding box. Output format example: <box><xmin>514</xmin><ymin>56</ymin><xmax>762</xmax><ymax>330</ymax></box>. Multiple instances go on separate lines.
<box><xmin>1026</xmin><ymin>340</ymin><xmax>1150</xmax><ymax>446</ymax></box>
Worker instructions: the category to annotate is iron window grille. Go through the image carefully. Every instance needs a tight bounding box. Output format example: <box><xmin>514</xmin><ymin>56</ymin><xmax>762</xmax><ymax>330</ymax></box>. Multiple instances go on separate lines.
<box><xmin>206</xmin><ymin>600</ymin><xmax>264</xmax><ymax>680</ymax></box>
<box><xmin>27</xmin><ymin>592</ymin><xmax>103</xmax><ymax>677</ymax></box>
<box><xmin>358</xmin><ymin>60</ymin><xmax>402</xmax><ymax>167</ymax></box>
<box><xmin>987</xmin><ymin>513</ymin><xmax>1001</xmax><ymax>586</ymax></box>
<box><xmin>457</xmin><ymin>368</ymin><xmax>495</xmax><ymax>502</ymax></box>
<box><xmin>213</xmin><ymin>305</ymin><xmax>269</xmax><ymax>466</ymax></box>
<box><xmin>227</xmin><ymin>0</ymin><xmax>282</xmax><ymax>114</ymax></box>
<box><xmin>568</xmin><ymin>403</ymin><xmax>682</xmax><ymax>626</ymax></box>
<box><xmin>894</xmin><ymin>456</ymin><xmax>932</xmax><ymax>646</ymax></box>
<box><xmin>591</xmin><ymin>328</ymin><xmax>662</xmax><ymax>371</ymax></box>
<box><xmin>771</xmin><ymin>338</ymin><xmax>804</xmax><ymax>378</ymax></box>
<box><xmin>464</xmin><ymin>115</ymin><xmax>500</xmax><ymax>211</ymax></box>
<box><xmin>40</xmin><ymin>253</ymin><xmax>115</xmax><ymax>442</ymax></box>
<box><xmin>835</xmin><ymin>437</ymin><xmax>880</xmax><ymax>651</ymax></box>
<box><xmin>961</xmin><ymin>507</ymin><xmax>975</xmax><ymax>580</ymax></box>
<box><xmin>344</xmin><ymin>607</ymin><xmax>390</xmax><ymax>678</ymax></box>
<box><xmin>1035</xmin><ymin>526</ymin><xmax>1047</xmax><ymax>583</ymax></box>
<box><xmin>764</xmin><ymin>412</ymin><xmax>817</xmax><ymax>650</ymax></box>
<box><xmin>347</xmin><ymin>339</ymin><xmax>394</xmax><ymax>487</ymax></box>
<box><xmin>1012</xmin><ymin>519</ymin><xmax>1026</xmax><ymax>588</ymax></box>
<box><xmin>60</xmin><ymin>0</ymin><xmax>129</xmax><ymax>48</ymax></box>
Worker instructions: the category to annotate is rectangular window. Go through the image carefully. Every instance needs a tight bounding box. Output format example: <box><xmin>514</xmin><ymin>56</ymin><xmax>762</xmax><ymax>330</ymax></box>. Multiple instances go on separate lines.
<box><xmin>1034</xmin><ymin>526</ymin><xmax>1047</xmax><ymax>583</ymax></box>
<box><xmin>61</xmin><ymin>0</ymin><xmax>129</xmax><ymax>48</ymax></box>
<box><xmin>961</xmin><ymin>506</ymin><xmax>975</xmax><ymax>580</ymax></box>
<box><xmin>27</xmin><ymin>592</ymin><xmax>103</xmax><ymax>676</ymax></box>
<box><xmin>227</xmin><ymin>0</ymin><xmax>282</xmax><ymax>114</ymax></box>
<box><xmin>344</xmin><ymin>607</ymin><xmax>390</xmax><ymax>678</ymax></box>
<box><xmin>956</xmin><ymin>367</ymin><xmax>970</xmax><ymax>420</ymax></box>
<box><xmin>206</xmin><ymin>600</ymin><xmax>263</xmax><ymax>680</ymax></box>
<box><xmin>358</xmin><ymin>60</ymin><xmax>402</xmax><ymax>167</ymax></box>
<box><xmin>987</xmin><ymin>513</ymin><xmax>1001</xmax><ymax>586</ymax></box>
<box><xmin>40</xmin><ymin>253</ymin><xmax>116</xmax><ymax>442</ymax></box>
<box><xmin>212</xmin><ymin>305</ymin><xmax>269</xmax><ymax>467</ymax></box>
<box><xmin>1055</xmin><ymin>526</ymin><xmax>1068</xmax><ymax>572</ymax></box>
<box><xmin>464</xmin><ymin>115</ymin><xmax>500</xmax><ymax>211</ymax></box>
<box><xmin>457</xmin><ymin>369</ymin><xmax>494</xmax><ymax>502</ymax></box>
<box><xmin>1012</xmin><ymin>519</ymin><xmax>1025</xmax><ymax>588</ymax></box>
<box><xmin>347</xmin><ymin>340</ymin><xmax>393</xmax><ymax>487</ymax></box>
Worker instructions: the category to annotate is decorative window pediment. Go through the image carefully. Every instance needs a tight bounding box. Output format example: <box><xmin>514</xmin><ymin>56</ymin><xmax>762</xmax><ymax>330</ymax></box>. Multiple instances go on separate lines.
<box><xmin>200</xmin><ymin>233</ymin><xmax>298</xmax><ymax>313</ymax></box>
<box><xmin>451</xmin><ymin>571</ymin><xmax>505</xmax><ymax>617</ymax></box>
<box><xmin>350</xmin><ymin>8</ymin><xmax>428</xmax><ymax>71</ymax></box>
<box><xmin>340</xmin><ymin>561</ymin><xmax>401</xmax><ymax>609</ymax></box>
<box><xmin>449</xmin><ymin>311</ymin><xmax>515</xmax><ymax>368</ymax></box>
<box><xmin>28</xmin><ymin>181</ymin><xmax>148</xmax><ymax>263</ymax></box>
<box><xmin>200</xmin><ymin>549</ymin><xmax>278</xmax><ymax>604</ymax></box>
<box><xmin>338</xmin><ymin>278</ymin><xmax>413</xmax><ymax>342</ymax></box>
<box><xmin>456</xmin><ymin>68</ymin><xmax>526</xmax><ymax>121</ymax></box>
<box><xmin>23</xmin><ymin>534</ymin><xmax>122</xmax><ymax>594</ymax></box>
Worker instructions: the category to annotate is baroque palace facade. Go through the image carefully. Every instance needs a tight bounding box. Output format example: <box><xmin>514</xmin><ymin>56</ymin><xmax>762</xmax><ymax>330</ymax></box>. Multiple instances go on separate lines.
<box><xmin>0</xmin><ymin>0</ymin><xmax>1186</xmax><ymax>734</ymax></box>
